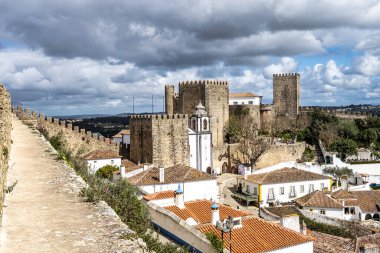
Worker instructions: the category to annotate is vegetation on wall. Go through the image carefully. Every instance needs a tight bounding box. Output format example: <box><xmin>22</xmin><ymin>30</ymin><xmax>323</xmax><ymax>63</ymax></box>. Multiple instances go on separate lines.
<box><xmin>95</xmin><ymin>165</ymin><xmax>119</xmax><ymax>180</ymax></box>
<box><xmin>205</xmin><ymin>232</ymin><xmax>224</xmax><ymax>253</ymax></box>
<box><xmin>299</xmin><ymin>215</ymin><xmax>353</xmax><ymax>238</ymax></box>
<box><xmin>42</xmin><ymin>130</ymin><xmax>189</xmax><ymax>253</ymax></box>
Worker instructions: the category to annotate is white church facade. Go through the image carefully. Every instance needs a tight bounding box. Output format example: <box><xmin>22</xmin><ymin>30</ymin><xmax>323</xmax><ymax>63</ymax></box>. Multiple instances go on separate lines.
<box><xmin>188</xmin><ymin>101</ymin><xmax>213</xmax><ymax>173</ymax></box>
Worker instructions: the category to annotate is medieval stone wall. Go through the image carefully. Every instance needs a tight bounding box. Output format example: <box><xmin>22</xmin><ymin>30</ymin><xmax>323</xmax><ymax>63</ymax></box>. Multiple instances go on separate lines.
<box><xmin>255</xmin><ymin>142</ymin><xmax>306</xmax><ymax>169</ymax></box>
<box><xmin>130</xmin><ymin>114</ymin><xmax>189</xmax><ymax>167</ymax></box>
<box><xmin>13</xmin><ymin>106</ymin><xmax>119</xmax><ymax>157</ymax></box>
<box><xmin>273</xmin><ymin>73</ymin><xmax>300</xmax><ymax>117</ymax></box>
<box><xmin>164</xmin><ymin>80</ymin><xmax>229</xmax><ymax>171</ymax></box>
<box><xmin>0</xmin><ymin>84</ymin><xmax>12</xmax><ymax>227</ymax></box>
<box><xmin>229</xmin><ymin>104</ymin><xmax>261</xmax><ymax>129</ymax></box>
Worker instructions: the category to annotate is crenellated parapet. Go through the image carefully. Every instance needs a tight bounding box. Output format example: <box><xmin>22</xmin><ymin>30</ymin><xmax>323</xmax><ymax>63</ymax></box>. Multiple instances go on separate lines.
<box><xmin>178</xmin><ymin>80</ymin><xmax>228</xmax><ymax>87</ymax></box>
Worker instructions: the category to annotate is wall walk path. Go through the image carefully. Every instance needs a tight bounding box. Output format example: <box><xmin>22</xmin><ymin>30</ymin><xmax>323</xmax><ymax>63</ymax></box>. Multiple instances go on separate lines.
<box><xmin>0</xmin><ymin>117</ymin><xmax>144</xmax><ymax>253</ymax></box>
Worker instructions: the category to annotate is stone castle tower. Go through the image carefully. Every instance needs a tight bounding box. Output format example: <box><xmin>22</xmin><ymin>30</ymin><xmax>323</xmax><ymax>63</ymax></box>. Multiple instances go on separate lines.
<box><xmin>165</xmin><ymin>80</ymin><xmax>229</xmax><ymax>148</ymax></box>
<box><xmin>273</xmin><ymin>73</ymin><xmax>300</xmax><ymax>117</ymax></box>
<box><xmin>129</xmin><ymin>114</ymin><xmax>190</xmax><ymax>168</ymax></box>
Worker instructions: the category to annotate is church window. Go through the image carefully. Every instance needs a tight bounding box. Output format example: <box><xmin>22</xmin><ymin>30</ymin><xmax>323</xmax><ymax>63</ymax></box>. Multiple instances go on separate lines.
<box><xmin>203</xmin><ymin>119</ymin><xmax>208</xmax><ymax>130</ymax></box>
<box><xmin>192</xmin><ymin>119</ymin><xmax>196</xmax><ymax>130</ymax></box>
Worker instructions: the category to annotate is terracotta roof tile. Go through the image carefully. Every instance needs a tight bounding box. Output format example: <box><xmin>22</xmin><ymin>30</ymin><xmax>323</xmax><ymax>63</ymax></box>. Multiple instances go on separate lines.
<box><xmin>331</xmin><ymin>189</ymin><xmax>357</xmax><ymax>199</ymax></box>
<box><xmin>82</xmin><ymin>150</ymin><xmax>121</xmax><ymax>160</ymax></box>
<box><xmin>165</xmin><ymin>200</ymin><xmax>249</xmax><ymax>224</ymax></box>
<box><xmin>342</xmin><ymin>191</ymin><xmax>380</xmax><ymax>213</ymax></box>
<box><xmin>294</xmin><ymin>190</ymin><xmax>343</xmax><ymax>209</ymax></box>
<box><xmin>263</xmin><ymin>206</ymin><xmax>302</xmax><ymax>217</ymax></box>
<box><xmin>112</xmin><ymin>129</ymin><xmax>130</xmax><ymax>138</ymax></box>
<box><xmin>127</xmin><ymin>164</ymin><xmax>215</xmax><ymax>185</ymax></box>
<box><xmin>246</xmin><ymin>167</ymin><xmax>331</xmax><ymax>185</ymax></box>
<box><xmin>229</xmin><ymin>92</ymin><xmax>260</xmax><ymax>98</ymax></box>
<box><xmin>311</xmin><ymin>231</ymin><xmax>355</xmax><ymax>253</ymax></box>
<box><xmin>197</xmin><ymin>217</ymin><xmax>312</xmax><ymax>253</ymax></box>
<box><xmin>143</xmin><ymin>190</ymin><xmax>176</xmax><ymax>201</ymax></box>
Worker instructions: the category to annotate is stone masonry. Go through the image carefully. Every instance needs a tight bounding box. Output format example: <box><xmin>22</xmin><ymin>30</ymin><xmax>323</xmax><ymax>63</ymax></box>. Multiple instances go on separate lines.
<box><xmin>130</xmin><ymin>114</ymin><xmax>190</xmax><ymax>167</ymax></box>
<box><xmin>273</xmin><ymin>73</ymin><xmax>300</xmax><ymax>117</ymax></box>
<box><xmin>0</xmin><ymin>84</ymin><xmax>11</xmax><ymax>228</ymax></box>
<box><xmin>166</xmin><ymin>80</ymin><xmax>229</xmax><ymax>148</ymax></box>
<box><xmin>165</xmin><ymin>80</ymin><xmax>229</xmax><ymax>171</ymax></box>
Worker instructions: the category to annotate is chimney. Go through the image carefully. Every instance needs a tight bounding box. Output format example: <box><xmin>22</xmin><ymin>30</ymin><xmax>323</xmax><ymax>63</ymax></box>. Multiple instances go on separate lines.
<box><xmin>120</xmin><ymin>166</ymin><xmax>126</xmax><ymax>178</ymax></box>
<box><xmin>341</xmin><ymin>175</ymin><xmax>348</xmax><ymax>190</ymax></box>
<box><xmin>159</xmin><ymin>165</ymin><xmax>165</xmax><ymax>183</ymax></box>
<box><xmin>280</xmin><ymin>215</ymin><xmax>300</xmax><ymax>233</ymax></box>
<box><xmin>300</xmin><ymin>220</ymin><xmax>307</xmax><ymax>236</ymax></box>
<box><xmin>175</xmin><ymin>184</ymin><xmax>185</xmax><ymax>208</ymax></box>
<box><xmin>211</xmin><ymin>202</ymin><xmax>220</xmax><ymax>225</ymax></box>
<box><xmin>143</xmin><ymin>163</ymin><xmax>149</xmax><ymax>171</ymax></box>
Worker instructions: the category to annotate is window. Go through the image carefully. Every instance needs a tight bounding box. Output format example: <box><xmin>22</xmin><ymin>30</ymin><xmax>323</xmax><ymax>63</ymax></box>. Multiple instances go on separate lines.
<box><xmin>309</xmin><ymin>184</ymin><xmax>314</xmax><ymax>193</ymax></box>
<box><xmin>233</xmin><ymin>102</ymin><xmax>238</xmax><ymax>105</ymax></box>
<box><xmin>203</xmin><ymin>119</ymin><xmax>208</xmax><ymax>131</ymax></box>
<box><xmin>111</xmin><ymin>160</ymin><xmax>114</xmax><ymax>164</ymax></box>
<box><xmin>253</xmin><ymin>187</ymin><xmax>258</xmax><ymax>196</ymax></box>
<box><xmin>300</xmin><ymin>185</ymin><xmax>304</xmax><ymax>193</ymax></box>
<box><xmin>249</xmin><ymin>101</ymin><xmax>253</xmax><ymax>104</ymax></box>
<box><xmin>289</xmin><ymin>186</ymin><xmax>296</xmax><ymax>198</ymax></box>
<box><xmin>320</xmin><ymin>183</ymin><xmax>325</xmax><ymax>190</ymax></box>
<box><xmin>268</xmin><ymin>188</ymin><xmax>275</xmax><ymax>200</ymax></box>
<box><xmin>320</xmin><ymin>210</ymin><xmax>326</xmax><ymax>215</ymax></box>
<box><xmin>94</xmin><ymin>161</ymin><xmax>97</xmax><ymax>163</ymax></box>
<box><xmin>345</xmin><ymin>207</ymin><xmax>356</xmax><ymax>215</ymax></box>
<box><xmin>191</xmin><ymin>119</ymin><xmax>196</xmax><ymax>130</ymax></box>
<box><xmin>242</xmin><ymin>102</ymin><xmax>245</xmax><ymax>105</ymax></box>
<box><xmin>242</xmin><ymin>182</ymin><xmax>246</xmax><ymax>188</ymax></box>
<box><xmin>246</xmin><ymin>185</ymin><xmax>251</xmax><ymax>194</ymax></box>
<box><xmin>280</xmin><ymin>187</ymin><xmax>284</xmax><ymax>195</ymax></box>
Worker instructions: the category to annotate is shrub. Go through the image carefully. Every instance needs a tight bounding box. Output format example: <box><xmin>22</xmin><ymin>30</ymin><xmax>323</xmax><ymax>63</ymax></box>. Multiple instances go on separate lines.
<box><xmin>206</xmin><ymin>232</ymin><xmax>224</xmax><ymax>253</ymax></box>
<box><xmin>95</xmin><ymin>165</ymin><xmax>119</xmax><ymax>180</ymax></box>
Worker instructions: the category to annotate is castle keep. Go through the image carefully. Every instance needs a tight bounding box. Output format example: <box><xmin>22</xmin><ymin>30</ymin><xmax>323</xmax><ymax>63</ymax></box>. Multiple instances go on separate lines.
<box><xmin>165</xmin><ymin>80</ymin><xmax>229</xmax><ymax>148</ymax></box>
<box><xmin>129</xmin><ymin>114</ymin><xmax>190</xmax><ymax>167</ymax></box>
<box><xmin>273</xmin><ymin>73</ymin><xmax>300</xmax><ymax>117</ymax></box>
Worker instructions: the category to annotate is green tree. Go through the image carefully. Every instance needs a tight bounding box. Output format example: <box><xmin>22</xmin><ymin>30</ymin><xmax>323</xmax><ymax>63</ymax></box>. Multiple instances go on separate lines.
<box><xmin>360</xmin><ymin>128</ymin><xmax>378</xmax><ymax>147</ymax></box>
<box><xmin>95</xmin><ymin>165</ymin><xmax>119</xmax><ymax>180</ymax></box>
<box><xmin>330</xmin><ymin>139</ymin><xmax>358</xmax><ymax>161</ymax></box>
<box><xmin>337</xmin><ymin>120</ymin><xmax>359</xmax><ymax>139</ymax></box>
<box><xmin>323</xmin><ymin>167</ymin><xmax>353</xmax><ymax>187</ymax></box>
<box><xmin>206</xmin><ymin>232</ymin><xmax>224</xmax><ymax>253</ymax></box>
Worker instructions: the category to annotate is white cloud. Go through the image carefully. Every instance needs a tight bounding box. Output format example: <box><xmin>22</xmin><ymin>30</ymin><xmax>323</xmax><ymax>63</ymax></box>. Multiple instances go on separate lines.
<box><xmin>264</xmin><ymin>57</ymin><xmax>297</xmax><ymax>78</ymax></box>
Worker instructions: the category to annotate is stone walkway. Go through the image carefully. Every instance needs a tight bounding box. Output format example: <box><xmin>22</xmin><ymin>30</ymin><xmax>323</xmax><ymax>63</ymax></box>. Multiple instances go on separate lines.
<box><xmin>0</xmin><ymin>117</ymin><xmax>144</xmax><ymax>253</ymax></box>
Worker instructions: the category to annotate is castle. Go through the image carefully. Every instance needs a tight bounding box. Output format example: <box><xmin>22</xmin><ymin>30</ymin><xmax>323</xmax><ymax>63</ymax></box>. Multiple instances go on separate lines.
<box><xmin>130</xmin><ymin>73</ymin><xmax>300</xmax><ymax>173</ymax></box>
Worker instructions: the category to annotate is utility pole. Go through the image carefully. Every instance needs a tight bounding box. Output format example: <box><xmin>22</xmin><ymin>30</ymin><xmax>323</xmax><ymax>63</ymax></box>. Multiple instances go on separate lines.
<box><xmin>133</xmin><ymin>96</ymin><xmax>135</xmax><ymax>114</ymax></box>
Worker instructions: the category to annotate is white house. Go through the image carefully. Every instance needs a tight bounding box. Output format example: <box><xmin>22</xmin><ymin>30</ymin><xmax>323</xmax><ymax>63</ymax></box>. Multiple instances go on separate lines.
<box><xmin>229</xmin><ymin>92</ymin><xmax>262</xmax><ymax>105</ymax></box>
<box><xmin>188</xmin><ymin>101</ymin><xmax>212</xmax><ymax>173</ymax></box>
<box><xmin>82</xmin><ymin>150</ymin><xmax>122</xmax><ymax>174</ymax></box>
<box><xmin>295</xmin><ymin>189</ymin><xmax>380</xmax><ymax>221</ymax></box>
<box><xmin>111</xmin><ymin>129</ymin><xmax>130</xmax><ymax>145</ymax></box>
<box><xmin>237</xmin><ymin>167</ymin><xmax>332</xmax><ymax>207</ymax></box>
<box><xmin>127</xmin><ymin>164</ymin><xmax>218</xmax><ymax>202</ymax></box>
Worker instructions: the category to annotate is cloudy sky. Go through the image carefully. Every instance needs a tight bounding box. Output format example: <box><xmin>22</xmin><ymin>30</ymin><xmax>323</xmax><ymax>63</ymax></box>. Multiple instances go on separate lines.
<box><xmin>1</xmin><ymin>0</ymin><xmax>380</xmax><ymax>115</ymax></box>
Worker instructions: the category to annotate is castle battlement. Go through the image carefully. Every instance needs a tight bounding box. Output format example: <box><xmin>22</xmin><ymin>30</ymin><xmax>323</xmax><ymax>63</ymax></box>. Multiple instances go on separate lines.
<box><xmin>178</xmin><ymin>80</ymin><xmax>228</xmax><ymax>86</ymax></box>
<box><xmin>273</xmin><ymin>73</ymin><xmax>300</xmax><ymax>77</ymax></box>
<box><xmin>130</xmin><ymin>114</ymin><xmax>188</xmax><ymax>120</ymax></box>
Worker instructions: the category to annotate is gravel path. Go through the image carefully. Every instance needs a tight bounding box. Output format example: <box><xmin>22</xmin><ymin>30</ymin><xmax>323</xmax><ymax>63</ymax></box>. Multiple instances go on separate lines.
<box><xmin>0</xmin><ymin>117</ymin><xmax>144</xmax><ymax>253</ymax></box>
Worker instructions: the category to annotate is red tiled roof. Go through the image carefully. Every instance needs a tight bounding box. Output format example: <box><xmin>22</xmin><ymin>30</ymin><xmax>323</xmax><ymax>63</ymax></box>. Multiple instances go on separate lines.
<box><xmin>112</xmin><ymin>129</ymin><xmax>130</xmax><ymax>138</ymax></box>
<box><xmin>197</xmin><ymin>217</ymin><xmax>312</xmax><ymax>253</ymax></box>
<box><xmin>127</xmin><ymin>164</ymin><xmax>215</xmax><ymax>185</ymax></box>
<box><xmin>82</xmin><ymin>150</ymin><xmax>121</xmax><ymax>160</ymax></box>
<box><xmin>143</xmin><ymin>190</ymin><xmax>176</xmax><ymax>201</ymax></box>
<box><xmin>165</xmin><ymin>200</ymin><xmax>249</xmax><ymax>224</ymax></box>
<box><xmin>331</xmin><ymin>189</ymin><xmax>357</xmax><ymax>199</ymax></box>
<box><xmin>342</xmin><ymin>191</ymin><xmax>380</xmax><ymax>213</ymax></box>
<box><xmin>311</xmin><ymin>231</ymin><xmax>355</xmax><ymax>253</ymax></box>
<box><xmin>295</xmin><ymin>190</ymin><xmax>343</xmax><ymax>209</ymax></box>
<box><xmin>229</xmin><ymin>92</ymin><xmax>260</xmax><ymax>98</ymax></box>
<box><xmin>245</xmin><ymin>168</ymin><xmax>331</xmax><ymax>184</ymax></box>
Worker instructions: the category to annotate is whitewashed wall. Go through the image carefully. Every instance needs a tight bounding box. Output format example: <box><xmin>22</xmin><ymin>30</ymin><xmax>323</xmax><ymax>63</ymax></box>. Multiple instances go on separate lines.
<box><xmin>259</xmin><ymin>179</ymin><xmax>331</xmax><ymax>207</ymax></box>
<box><xmin>140</xmin><ymin>179</ymin><xmax>218</xmax><ymax>202</ymax></box>
<box><xmin>267</xmin><ymin>242</ymin><xmax>313</xmax><ymax>253</ymax></box>
<box><xmin>229</xmin><ymin>96</ymin><xmax>261</xmax><ymax>105</ymax></box>
<box><xmin>122</xmin><ymin>134</ymin><xmax>130</xmax><ymax>145</ymax></box>
<box><xmin>87</xmin><ymin>157</ymin><xmax>122</xmax><ymax>174</ymax></box>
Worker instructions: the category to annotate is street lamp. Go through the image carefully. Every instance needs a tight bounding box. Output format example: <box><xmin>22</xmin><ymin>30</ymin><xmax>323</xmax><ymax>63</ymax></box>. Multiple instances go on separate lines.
<box><xmin>215</xmin><ymin>215</ymin><xmax>234</xmax><ymax>253</ymax></box>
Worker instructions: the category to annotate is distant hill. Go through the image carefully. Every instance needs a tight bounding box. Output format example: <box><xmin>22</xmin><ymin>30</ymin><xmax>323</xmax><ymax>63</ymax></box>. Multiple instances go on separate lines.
<box><xmin>55</xmin><ymin>114</ymin><xmax>111</xmax><ymax>120</ymax></box>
